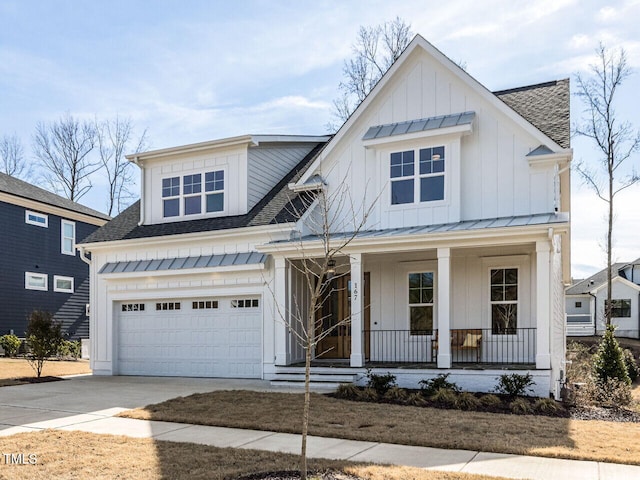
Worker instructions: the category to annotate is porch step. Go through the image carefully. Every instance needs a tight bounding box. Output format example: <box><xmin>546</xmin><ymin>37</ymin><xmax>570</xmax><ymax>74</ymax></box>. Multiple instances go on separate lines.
<box><xmin>270</xmin><ymin>370</ymin><xmax>358</xmax><ymax>389</ymax></box>
<box><xmin>272</xmin><ymin>373</ymin><xmax>356</xmax><ymax>383</ymax></box>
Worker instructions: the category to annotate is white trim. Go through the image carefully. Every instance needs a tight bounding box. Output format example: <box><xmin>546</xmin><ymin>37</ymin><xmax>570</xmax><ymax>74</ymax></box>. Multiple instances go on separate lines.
<box><xmin>53</xmin><ymin>275</ymin><xmax>74</xmax><ymax>293</ymax></box>
<box><xmin>590</xmin><ymin>275</ymin><xmax>640</xmax><ymax>294</ymax></box>
<box><xmin>25</xmin><ymin>210</ymin><xmax>48</xmax><ymax>227</ymax></box>
<box><xmin>25</xmin><ymin>272</ymin><xmax>48</xmax><ymax>291</ymax></box>
<box><xmin>61</xmin><ymin>220</ymin><xmax>76</xmax><ymax>255</ymax></box>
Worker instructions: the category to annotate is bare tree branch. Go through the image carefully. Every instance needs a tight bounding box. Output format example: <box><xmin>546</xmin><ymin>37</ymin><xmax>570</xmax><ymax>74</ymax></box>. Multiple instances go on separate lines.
<box><xmin>0</xmin><ymin>133</ymin><xmax>32</xmax><ymax>180</ymax></box>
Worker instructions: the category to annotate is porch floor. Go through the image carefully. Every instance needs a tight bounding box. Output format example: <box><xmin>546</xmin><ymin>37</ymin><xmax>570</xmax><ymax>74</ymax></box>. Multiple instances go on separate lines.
<box><xmin>289</xmin><ymin>360</ymin><xmax>535</xmax><ymax>370</ymax></box>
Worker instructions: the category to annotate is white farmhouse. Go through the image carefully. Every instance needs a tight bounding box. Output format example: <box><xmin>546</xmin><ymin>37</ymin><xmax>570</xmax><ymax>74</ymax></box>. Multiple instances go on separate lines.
<box><xmin>78</xmin><ymin>35</ymin><xmax>572</xmax><ymax>398</ymax></box>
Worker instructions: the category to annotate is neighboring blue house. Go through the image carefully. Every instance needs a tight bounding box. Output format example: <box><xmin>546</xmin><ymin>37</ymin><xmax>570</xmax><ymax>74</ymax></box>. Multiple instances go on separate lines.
<box><xmin>0</xmin><ymin>173</ymin><xmax>110</xmax><ymax>340</ymax></box>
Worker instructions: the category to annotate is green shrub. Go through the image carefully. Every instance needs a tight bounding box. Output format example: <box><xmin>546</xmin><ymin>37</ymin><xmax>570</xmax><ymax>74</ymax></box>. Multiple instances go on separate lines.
<box><xmin>429</xmin><ymin>387</ymin><xmax>457</xmax><ymax>407</ymax></box>
<box><xmin>533</xmin><ymin>398</ymin><xmax>560</xmax><ymax>415</ymax></box>
<box><xmin>622</xmin><ymin>349</ymin><xmax>639</xmax><ymax>382</ymax></box>
<box><xmin>383</xmin><ymin>386</ymin><xmax>409</xmax><ymax>402</ymax></box>
<box><xmin>509</xmin><ymin>398</ymin><xmax>532</xmax><ymax>415</ymax></box>
<box><xmin>0</xmin><ymin>334</ymin><xmax>22</xmax><ymax>357</ymax></box>
<box><xmin>357</xmin><ymin>388</ymin><xmax>380</xmax><ymax>402</ymax></box>
<box><xmin>593</xmin><ymin>324</ymin><xmax>631</xmax><ymax>385</ymax></box>
<box><xmin>576</xmin><ymin>378</ymin><xmax>632</xmax><ymax>408</ymax></box>
<box><xmin>57</xmin><ymin>339</ymin><xmax>81</xmax><ymax>360</ymax></box>
<box><xmin>479</xmin><ymin>394</ymin><xmax>502</xmax><ymax>408</ymax></box>
<box><xmin>406</xmin><ymin>392</ymin><xmax>427</xmax><ymax>407</ymax></box>
<box><xmin>26</xmin><ymin>310</ymin><xmax>63</xmax><ymax>378</ymax></box>
<box><xmin>493</xmin><ymin>373</ymin><xmax>534</xmax><ymax>397</ymax></box>
<box><xmin>335</xmin><ymin>383</ymin><xmax>360</xmax><ymax>400</ymax></box>
<box><xmin>455</xmin><ymin>392</ymin><xmax>481</xmax><ymax>411</ymax></box>
<box><xmin>365</xmin><ymin>370</ymin><xmax>397</xmax><ymax>395</ymax></box>
<box><xmin>419</xmin><ymin>374</ymin><xmax>461</xmax><ymax>397</ymax></box>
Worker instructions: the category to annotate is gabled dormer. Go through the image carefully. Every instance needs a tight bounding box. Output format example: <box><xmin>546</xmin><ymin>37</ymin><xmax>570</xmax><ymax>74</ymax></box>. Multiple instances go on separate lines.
<box><xmin>127</xmin><ymin>135</ymin><xmax>329</xmax><ymax>226</ymax></box>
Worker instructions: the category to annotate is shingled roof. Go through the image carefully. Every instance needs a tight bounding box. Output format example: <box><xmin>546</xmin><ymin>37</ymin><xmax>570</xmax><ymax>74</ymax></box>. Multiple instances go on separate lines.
<box><xmin>79</xmin><ymin>141</ymin><xmax>327</xmax><ymax>244</ymax></box>
<box><xmin>494</xmin><ymin>79</ymin><xmax>570</xmax><ymax>149</ymax></box>
<box><xmin>0</xmin><ymin>172</ymin><xmax>110</xmax><ymax>220</ymax></box>
<box><xmin>566</xmin><ymin>262</ymin><xmax>628</xmax><ymax>295</ymax></box>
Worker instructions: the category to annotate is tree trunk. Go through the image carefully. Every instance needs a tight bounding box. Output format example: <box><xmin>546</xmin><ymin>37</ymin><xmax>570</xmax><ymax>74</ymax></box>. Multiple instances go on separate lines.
<box><xmin>606</xmin><ymin>146</ymin><xmax>614</xmax><ymax>326</ymax></box>
<box><xmin>300</xmin><ymin>325</ymin><xmax>312</xmax><ymax>480</ymax></box>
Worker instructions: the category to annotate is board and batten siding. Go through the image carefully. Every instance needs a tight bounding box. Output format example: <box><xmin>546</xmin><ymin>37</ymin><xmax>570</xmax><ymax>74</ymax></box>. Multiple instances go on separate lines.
<box><xmin>247</xmin><ymin>144</ymin><xmax>316</xmax><ymax>210</ymax></box>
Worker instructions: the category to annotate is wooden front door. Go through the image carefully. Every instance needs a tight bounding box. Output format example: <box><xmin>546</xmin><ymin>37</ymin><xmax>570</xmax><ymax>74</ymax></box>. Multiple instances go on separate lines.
<box><xmin>316</xmin><ymin>273</ymin><xmax>370</xmax><ymax>359</ymax></box>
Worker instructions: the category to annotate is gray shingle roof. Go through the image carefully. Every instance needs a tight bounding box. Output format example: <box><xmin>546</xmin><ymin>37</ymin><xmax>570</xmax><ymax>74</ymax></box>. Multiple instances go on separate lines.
<box><xmin>494</xmin><ymin>79</ymin><xmax>570</xmax><ymax>149</ymax></box>
<box><xmin>79</xmin><ymin>142</ymin><xmax>328</xmax><ymax>244</ymax></box>
<box><xmin>0</xmin><ymin>172</ymin><xmax>110</xmax><ymax>220</ymax></box>
<box><xmin>566</xmin><ymin>263</ymin><xmax>627</xmax><ymax>295</ymax></box>
<box><xmin>363</xmin><ymin>112</ymin><xmax>475</xmax><ymax>140</ymax></box>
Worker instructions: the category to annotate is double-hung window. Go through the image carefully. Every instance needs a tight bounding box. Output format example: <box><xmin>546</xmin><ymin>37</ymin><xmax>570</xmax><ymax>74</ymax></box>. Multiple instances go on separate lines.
<box><xmin>605</xmin><ymin>299</ymin><xmax>631</xmax><ymax>318</ymax></box>
<box><xmin>61</xmin><ymin>220</ymin><xmax>75</xmax><ymax>255</ymax></box>
<box><xmin>183</xmin><ymin>174</ymin><xmax>202</xmax><ymax>215</ymax></box>
<box><xmin>390</xmin><ymin>146</ymin><xmax>445</xmax><ymax>205</ymax></box>
<box><xmin>490</xmin><ymin>268</ymin><xmax>518</xmax><ymax>334</ymax></box>
<box><xmin>205</xmin><ymin>170</ymin><xmax>224</xmax><ymax>213</ymax></box>
<box><xmin>162</xmin><ymin>177</ymin><xmax>180</xmax><ymax>217</ymax></box>
<box><xmin>409</xmin><ymin>272</ymin><xmax>434</xmax><ymax>335</ymax></box>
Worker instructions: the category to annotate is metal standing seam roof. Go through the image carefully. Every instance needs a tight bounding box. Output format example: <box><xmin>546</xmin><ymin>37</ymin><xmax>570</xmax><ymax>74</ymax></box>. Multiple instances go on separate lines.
<box><xmin>98</xmin><ymin>252</ymin><xmax>268</xmax><ymax>274</ymax></box>
<box><xmin>271</xmin><ymin>212</ymin><xmax>569</xmax><ymax>245</ymax></box>
<box><xmin>363</xmin><ymin>111</ymin><xmax>475</xmax><ymax>140</ymax></box>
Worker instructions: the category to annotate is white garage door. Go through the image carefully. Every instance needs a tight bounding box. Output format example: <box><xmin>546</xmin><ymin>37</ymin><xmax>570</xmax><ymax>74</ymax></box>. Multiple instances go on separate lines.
<box><xmin>117</xmin><ymin>297</ymin><xmax>262</xmax><ymax>378</ymax></box>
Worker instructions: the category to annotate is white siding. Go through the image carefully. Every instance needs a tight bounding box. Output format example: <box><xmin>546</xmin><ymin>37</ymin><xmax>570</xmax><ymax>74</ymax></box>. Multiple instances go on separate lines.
<box><xmin>594</xmin><ymin>280</ymin><xmax>640</xmax><ymax>338</ymax></box>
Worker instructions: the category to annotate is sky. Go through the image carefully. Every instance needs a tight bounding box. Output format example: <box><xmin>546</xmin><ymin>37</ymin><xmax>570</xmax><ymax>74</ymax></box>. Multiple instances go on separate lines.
<box><xmin>1</xmin><ymin>0</ymin><xmax>640</xmax><ymax>279</ymax></box>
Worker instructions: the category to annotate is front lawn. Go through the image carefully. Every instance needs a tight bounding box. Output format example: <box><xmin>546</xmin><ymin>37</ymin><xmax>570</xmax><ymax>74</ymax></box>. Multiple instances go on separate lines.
<box><xmin>0</xmin><ymin>358</ymin><xmax>91</xmax><ymax>386</ymax></box>
<box><xmin>120</xmin><ymin>390</ymin><xmax>640</xmax><ymax>466</ymax></box>
<box><xmin>0</xmin><ymin>431</ymin><xmax>508</xmax><ymax>480</ymax></box>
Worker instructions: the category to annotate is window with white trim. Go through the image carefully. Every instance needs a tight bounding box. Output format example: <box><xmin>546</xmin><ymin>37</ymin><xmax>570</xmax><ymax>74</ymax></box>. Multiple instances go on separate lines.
<box><xmin>408</xmin><ymin>272</ymin><xmax>434</xmax><ymax>335</ymax></box>
<box><xmin>205</xmin><ymin>170</ymin><xmax>224</xmax><ymax>212</ymax></box>
<box><xmin>162</xmin><ymin>176</ymin><xmax>180</xmax><ymax>217</ymax></box>
<box><xmin>231</xmin><ymin>299</ymin><xmax>259</xmax><ymax>308</ymax></box>
<box><xmin>53</xmin><ymin>275</ymin><xmax>74</xmax><ymax>293</ymax></box>
<box><xmin>25</xmin><ymin>210</ymin><xmax>48</xmax><ymax>227</ymax></box>
<box><xmin>390</xmin><ymin>146</ymin><xmax>445</xmax><ymax>205</ymax></box>
<box><xmin>183</xmin><ymin>174</ymin><xmax>202</xmax><ymax>215</ymax></box>
<box><xmin>490</xmin><ymin>268</ymin><xmax>518</xmax><ymax>334</ymax></box>
<box><xmin>25</xmin><ymin>272</ymin><xmax>47</xmax><ymax>291</ymax></box>
<box><xmin>61</xmin><ymin>220</ymin><xmax>76</xmax><ymax>255</ymax></box>
<box><xmin>162</xmin><ymin>170</ymin><xmax>225</xmax><ymax>218</ymax></box>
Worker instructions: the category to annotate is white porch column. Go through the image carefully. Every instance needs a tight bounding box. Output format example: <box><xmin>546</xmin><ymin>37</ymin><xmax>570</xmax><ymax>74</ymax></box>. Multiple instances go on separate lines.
<box><xmin>350</xmin><ymin>253</ymin><xmax>365</xmax><ymax>367</ymax></box>
<box><xmin>437</xmin><ymin>248</ymin><xmax>451</xmax><ymax>368</ymax></box>
<box><xmin>274</xmin><ymin>257</ymin><xmax>290</xmax><ymax>365</ymax></box>
<box><xmin>536</xmin><ymin>241</ymin><xmax>551</xmax><ymax>369</ymax></box>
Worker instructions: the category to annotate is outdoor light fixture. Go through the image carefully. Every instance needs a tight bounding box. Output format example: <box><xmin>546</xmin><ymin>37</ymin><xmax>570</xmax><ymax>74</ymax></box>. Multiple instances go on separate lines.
<box><xmin>327</xmin><ymin>259</ymin><xmax>336</xmax><ymax>279</ymax></box>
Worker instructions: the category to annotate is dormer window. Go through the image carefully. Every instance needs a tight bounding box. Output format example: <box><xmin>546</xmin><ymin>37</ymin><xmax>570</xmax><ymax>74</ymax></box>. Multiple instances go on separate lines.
<box><xmin>183</xmin><ymin>174</ymin><xmax>202</xmax><ymax>215</ymax></box>
<box><xmin>390</xmin><ymin>146</ymin><xmax>445</xmax><ymax>205</ymax></box>
<box><xmin>162</xmin><ymin>177</ymin><xmax>180</xmax><ymax>217</ymax></box>
<box><xmin>205</xmin><ymin>170</ymin><xmax>224</xmax><ymax>212</ymax></box>
<box><xmin>162</xmin><ymin>170</ymin><xmax>225</xmax><ymax>218</ymax></box>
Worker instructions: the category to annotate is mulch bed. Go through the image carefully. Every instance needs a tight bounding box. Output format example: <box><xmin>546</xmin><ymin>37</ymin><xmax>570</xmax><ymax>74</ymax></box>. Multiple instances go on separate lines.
<box><xmin>0</xmin><ymin>376</ymin><xmax>64</xmax><ymax>387</ymax></box>
<box><xmin>238</xmin><ymin>471</ymin><xmax>358</xmax><ymax>480</ymax></box>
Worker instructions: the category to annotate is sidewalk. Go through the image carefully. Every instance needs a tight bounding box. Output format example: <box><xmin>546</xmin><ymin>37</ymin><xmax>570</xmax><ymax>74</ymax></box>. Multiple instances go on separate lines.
<box><xmin>1</xmin><ymin>407</ymin><xmax>638</xmax><ymax>480</ymax></box>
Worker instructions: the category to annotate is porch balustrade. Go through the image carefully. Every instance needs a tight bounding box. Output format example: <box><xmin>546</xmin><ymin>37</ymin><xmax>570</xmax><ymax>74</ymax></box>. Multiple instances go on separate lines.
<box><xmin>363</xmin><ymin>328</ymin><xmax>536</xmax><ymax>366</ymax></box>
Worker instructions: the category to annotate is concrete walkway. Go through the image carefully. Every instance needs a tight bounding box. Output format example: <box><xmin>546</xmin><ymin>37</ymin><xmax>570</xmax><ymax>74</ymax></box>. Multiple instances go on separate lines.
<box><xmin>0</xmin><ymin>375</ymin><xmax>638</xmax><ymax>480</ymax></box>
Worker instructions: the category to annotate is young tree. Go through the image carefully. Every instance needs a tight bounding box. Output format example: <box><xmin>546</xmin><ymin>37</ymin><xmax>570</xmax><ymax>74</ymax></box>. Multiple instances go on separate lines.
<box><xmin>95</xmin><ymin>116</ymin><xmax>147</xmax><ymax>215</ymax></box>
<box><xmin>33</xmin><ymin>113</ymin><xmax>98</xmax><ymax>202</ymax></box>
<box><xmin>270</xmin><ymin>177</ymin><xmax>377</xmax><ymax>479</ymax></box>
<box><xmin>25</xmin><ymin>310</ymin><xmax>63</xmax><ymax>378</ymax></box>
<box><xmin>0</xmin><ymin>133</ymin><xmax>32</xmax><ymax>180</ymax></box>
<box><xmin>575</xmin><ymin>44</ymin><xmax>640</xmax><ymax>325</ymax></box>
<box><xmin>593</xmin><ymin>324</ymin><xmax>631</xmax><ymax>385</ymax></box>
<box><xmin>328</xmin><ymin>17</ymin><xmax>412</xmax><ymax>130</ymax></box>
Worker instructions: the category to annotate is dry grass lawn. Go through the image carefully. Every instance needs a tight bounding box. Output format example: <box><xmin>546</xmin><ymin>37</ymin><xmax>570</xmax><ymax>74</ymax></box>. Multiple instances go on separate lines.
<box><xmin>121</xmin><ymin>390</ymin><xmax>640</xmax><ymax>466</ymax></box>
<box><xmin>0</xmin><ymin>358</ymin><xmax>91</xmax><ymax>386</ymax></box>
<box><xmin>0</xmin><ymin>430</ymin><xmax>510</xmax><ymax>480</ymax></box>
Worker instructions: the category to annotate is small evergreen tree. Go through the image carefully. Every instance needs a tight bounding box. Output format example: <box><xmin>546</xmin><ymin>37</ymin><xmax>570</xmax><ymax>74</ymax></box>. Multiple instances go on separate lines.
<box><xmin>26</xmin><ymin>310</ymin><xmax>63</xmax><ymax>378</ymax></box>
<box><xmin>593</xmin><ymin>324</ymin><xmax>631</xmax><ymax>385</ymax></box>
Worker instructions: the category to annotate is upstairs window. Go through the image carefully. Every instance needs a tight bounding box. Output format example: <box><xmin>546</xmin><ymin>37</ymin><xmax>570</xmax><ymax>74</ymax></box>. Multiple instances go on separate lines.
<box><xmin>61</xmin><ymin>220</ymin><xmax>76</xmax><ymax>255</ymax></box>
<box><xmin>162</xmin><ymin>177</ymin><xmax>180</xmax><ymax>217</ymax></box>
<box><xmin>25</xmin><ymin>210</ymin><xmax>48</xmax><ymax>227</ymax></box>
<box><xmin>162</xmin><ymin>170</ymin><xmax>224</xmax><ymax>218</ymax></box>
<box><xmin>183</xmin><ymin>174</ymin><xmax>202</xmax><ymax>215</ymax></box>
<box><xmin>205</xmin><ymin>170</ymin><xmax>224</xmax><ymax>213</ymax></box>
<box><xmin>390</xmin><ymin>146</ymin><xmax>445</xmax><ymax>205</ymax></box>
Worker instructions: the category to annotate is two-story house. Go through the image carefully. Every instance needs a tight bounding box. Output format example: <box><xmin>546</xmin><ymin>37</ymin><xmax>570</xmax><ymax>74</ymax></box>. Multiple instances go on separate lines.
<box><xmin>0</xmin><ymin>173</ymin><xmax>110</xmax><ymax>342</ymax></box>
<box><xmin>79</xmin><ymin>35</ymin><xmax>571</xmax><ymax>398</ymax></box>
<box><xmin>566</xmin><ymin>259</ymin><xmax>640</xmax><ymax>339</ymax></box>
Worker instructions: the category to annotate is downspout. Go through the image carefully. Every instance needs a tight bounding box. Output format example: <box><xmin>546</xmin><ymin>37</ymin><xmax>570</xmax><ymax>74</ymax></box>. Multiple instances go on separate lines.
<box><xmin>131</xmin><ymin>156</ymin><xmax>144</xmax><ymax>226</ymax></box>
<box><xmin>589</xmin><ymin>292</ymin><xmax>597</xmax><ymax>336</ymax></box>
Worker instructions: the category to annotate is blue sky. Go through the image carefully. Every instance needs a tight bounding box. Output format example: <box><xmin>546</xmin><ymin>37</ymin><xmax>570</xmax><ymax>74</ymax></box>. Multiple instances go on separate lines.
<box><xmin>2</xmin><ymin>0</ymin><xmax>640</xmax><ymax>278</ymax></box>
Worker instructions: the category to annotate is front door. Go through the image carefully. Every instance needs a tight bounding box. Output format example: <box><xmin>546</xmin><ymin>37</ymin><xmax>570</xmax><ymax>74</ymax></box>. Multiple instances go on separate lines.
<box><xmin>316</xmin><ymin>273</ymin><xmax>370</xmax><ymax>359</ymax></box>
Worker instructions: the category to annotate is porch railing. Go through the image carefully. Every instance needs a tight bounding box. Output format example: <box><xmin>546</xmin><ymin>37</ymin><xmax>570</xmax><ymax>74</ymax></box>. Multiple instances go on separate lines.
<box><xmin>364</xmin><ymin>328</ymin><xmax>536</xmax><ymax>365</ymax></box>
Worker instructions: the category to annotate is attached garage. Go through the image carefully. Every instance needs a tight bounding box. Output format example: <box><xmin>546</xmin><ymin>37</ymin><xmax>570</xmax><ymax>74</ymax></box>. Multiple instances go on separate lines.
<box><xmin>116</xmin><ymin>297</ymin><xmax>262</xmax><ymax>378</ymax></box>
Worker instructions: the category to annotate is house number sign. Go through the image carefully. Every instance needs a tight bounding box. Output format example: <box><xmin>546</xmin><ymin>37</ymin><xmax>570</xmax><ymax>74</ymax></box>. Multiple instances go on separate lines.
<box><xmin>352</xmin><ymin>282</ymin><xmax>358</xmax><ymax>302</ymax></box>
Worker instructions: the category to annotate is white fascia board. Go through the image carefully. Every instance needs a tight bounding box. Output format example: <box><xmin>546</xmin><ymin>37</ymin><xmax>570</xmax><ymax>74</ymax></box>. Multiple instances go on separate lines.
<box><xmin>100</xmin><ymin>262</ymin><xmax>266</xmax><ymax>280</ymax></box>
<box><xmin>125</xmin><ymin>135</ymin><xmax>255</xmax><ymax>162</ymax></box>
<box><xmin>251</xmin><ymin>135</ymin><xmax>331</xmax><ymax>145</ymax></box>
<box><xmin>0</xmin><ymin>192</ymin><xmax>109</xmax><ymax>226</ymax></box>
<box><xmin>77</xmin><ymin>222</ymin><xmax>295</xmax><ymax>251</ymax></box>
<box><xmin>591</xmin><ymin>276</ymin><xmax>640</xmax><ymax>294</ymax></box>
<box><xmin>527</xmin><ymin>149</ymin><xmax>573</xmax><ymax>168</ymax></box>
<box><xmin>258</xmin><ymin>222</ymin><xmax>568</xmax><ymax>258</ymax></box>
<box><xmin>288</xmin><ymin>181</ymin><xmax>324</xmax><ymax>192</ymax></box>
<box><xmin>297</xmin><ymin>34</ymin><xmax>566</xmax><ymax>186</ymax></box>
<box><xmin>362</xmin><ymin>123</ymin><xmax>473</xmax><ymax>149</ymax></box>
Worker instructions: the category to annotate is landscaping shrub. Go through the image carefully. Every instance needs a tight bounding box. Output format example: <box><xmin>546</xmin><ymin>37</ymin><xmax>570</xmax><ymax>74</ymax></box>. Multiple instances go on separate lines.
<box><xmin>365</xmin><ymin>370</ymin><xmax>397</xmax><ymax>395</ymax></box>
<box><xmin>0</xmin><ymin>334</ymin><xmax>21</xmax><ymax>357</ymax></box>
<box><xmin>509</xmin><ymin>398</ymin><xmax>532</xmax><ymax>415</ymax></box>
<box><xmin>493</xmin><ymin>373</ymin><xmax>534</xmax><ymax>397</ymax></box>
<box><xmin>57</xmin><ymin>339</ymin><xmax>81</xmax><ymax>360</ymax></box>
<box><xmin>357</xmin><ymin>388</ymin><xmax>380</xmax><ymax>402</ymax></box>
<box><xmin>382</xmin><ymin>386</ymin><xmax>409</xmax><ymax>402</ymax></box>
<box><xmin>419</xmin><ymin>374</ymin><xmax>460</xmax><ymax>397</ymax></box>
<box><xmin>406</xmin><ymin>392</ymin><xmax>427</xmax><ymax>407</ymax></box>
<box><xmin>533</xmin><ymin>398</ymin><xmax>560</xmax><ymax>415</ymax></box>
<box><xmin>455</xmin><ymin>392</ymin><xmax>481</xmax><ymax>411</ymax></box>
<box><xmin>335</xmin><ymin>383</ymin><xmax>360</xmax><ymax>400</ymax></box>
<box><xmin>479</xmin><ymin>394</ymin><xmax>502</xmax><ymax>408</ymax></box>
<box><xmin>622</xmin><ymin>349</ymin><xmax>639</xmax><ymax>382</ymax></box>
<box><xmin>576</xmin><ymin>377</ymin><xmax>632</xmax><ymax>408</ymax></box>
<box><xmin>25</xmin><ymin>310</ymin><xmax>63</xmax><ymax>378</ymax></box>
<box><xmin>566</xmin><ymin>341</ymin><xmax>595</xmax><ymax>383</ymax></box>
<box><xmin>429</xmin><ymin>387</ymin><xmax>457</xmax><ymax>407</ymax></box>
<box><xmin>593</xmin><ymin>324</ymin><xmax>631</xmax><ymax>385</ymax></box>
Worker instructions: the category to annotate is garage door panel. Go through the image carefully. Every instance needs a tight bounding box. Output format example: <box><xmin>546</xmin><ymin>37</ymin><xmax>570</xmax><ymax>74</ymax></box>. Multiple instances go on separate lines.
<box><xmin>117</xmin><ymin>298</ymin><xmax>261</xmax><ymax>378</ymax></box>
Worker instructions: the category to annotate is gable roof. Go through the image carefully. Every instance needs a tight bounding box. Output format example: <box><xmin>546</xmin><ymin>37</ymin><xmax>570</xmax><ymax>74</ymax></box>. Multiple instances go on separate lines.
<box><xmin>566</xmin><ymin>262</ymin><xmax>628</xmax><ymax>295</ymax></box>
<box><xmin>79</xmin><ymin>141</ymin><xmax>328</xmax><ymax>245</ymax></box>
<box><xmin>494</xmin><ymin>79</ymin><xmax>570</xmax><ymax>149</ymax></box>
<box><xmin>0</xmin><ymin>172</ymin><xmax>110</xmax><ymax>221</ymax></box>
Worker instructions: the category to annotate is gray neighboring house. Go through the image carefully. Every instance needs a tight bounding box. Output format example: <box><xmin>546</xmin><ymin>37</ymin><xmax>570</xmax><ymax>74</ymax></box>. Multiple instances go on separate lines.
<box><xmin>566</xmin><ymin>258</ymin><xmax>640</xmax><ymax>338</ymax></box>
